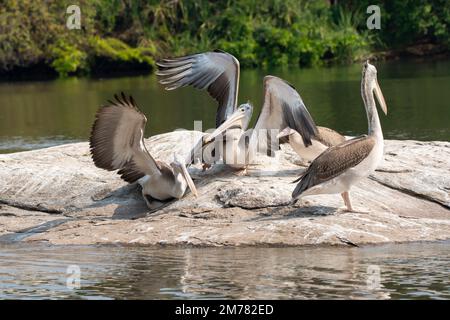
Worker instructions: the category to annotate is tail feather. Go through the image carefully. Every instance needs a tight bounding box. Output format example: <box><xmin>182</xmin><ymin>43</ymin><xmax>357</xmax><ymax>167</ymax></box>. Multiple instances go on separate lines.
<box><xmin>291</xmin><ymin>170</ymin><xmax>306</xmax><ymax>183</ymax></box>
<box><xmin>292</xmin><ymin>170</ymin><xmax>314</xmax><ymax>199</ymax></box>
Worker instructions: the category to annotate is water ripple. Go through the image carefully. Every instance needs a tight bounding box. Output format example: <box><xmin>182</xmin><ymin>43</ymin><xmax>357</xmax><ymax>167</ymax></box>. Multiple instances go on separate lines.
<box><xmin>0</xmin><ymin>242</ymin><xmax>449</xmax><ymax>299</ymax></box>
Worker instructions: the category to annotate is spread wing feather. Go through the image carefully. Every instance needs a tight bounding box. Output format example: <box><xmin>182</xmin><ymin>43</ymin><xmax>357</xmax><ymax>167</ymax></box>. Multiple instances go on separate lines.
<box><xmin>89</xmin><ymin>93</ymin><xmax>160</xmax><ymax>183</ymax></box>
<box><xmin>157</xmin><ymin>50</ymin><xmax>240</xmax><ymax>127</ymax></box>
<box><xmin>254</xmin><ymin>76</ymin><xmax>318</xmax><ymax>154</ymax></box>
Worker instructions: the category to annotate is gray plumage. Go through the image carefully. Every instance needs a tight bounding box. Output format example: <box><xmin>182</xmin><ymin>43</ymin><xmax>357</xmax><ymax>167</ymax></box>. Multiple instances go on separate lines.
<box><xmin>157</xmin><ymin>51</ymin><xmax>322</xmax><ymax>168</ymax></box>
<box><xmin>157</xmin><ymin>50</ymin><xmax>240</xmax><ymax>127</ymax></box>
<box><xmin>254</xmin><ymin>76</ymin><xmax>319</xmax><ymax>154</ymax></box>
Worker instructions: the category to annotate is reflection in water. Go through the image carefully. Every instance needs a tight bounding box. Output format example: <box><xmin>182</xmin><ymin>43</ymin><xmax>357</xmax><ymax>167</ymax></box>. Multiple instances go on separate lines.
<box><xmin>0</xmin><ymin>242</ymin><xmax>449</xmax><ymax>299</ymax></box>
<box><xmin>0</xmin><ymin>60</ymin><xmax>449</xmax><ymax>154</ymax></box>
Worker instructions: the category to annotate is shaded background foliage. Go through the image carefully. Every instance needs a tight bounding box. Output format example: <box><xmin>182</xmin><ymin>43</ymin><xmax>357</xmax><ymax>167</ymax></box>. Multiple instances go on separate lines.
<box><xmin>0</xmin><ymin>0</ymin><xmax>448</xmax><ymax>77</ymax></box>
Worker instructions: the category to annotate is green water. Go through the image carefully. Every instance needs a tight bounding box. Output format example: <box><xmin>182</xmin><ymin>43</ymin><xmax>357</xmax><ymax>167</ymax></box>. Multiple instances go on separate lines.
<box><xmin>0</xmin><ymin>60</ymin><xmax>449</xmax><ymax>153</ymax></box>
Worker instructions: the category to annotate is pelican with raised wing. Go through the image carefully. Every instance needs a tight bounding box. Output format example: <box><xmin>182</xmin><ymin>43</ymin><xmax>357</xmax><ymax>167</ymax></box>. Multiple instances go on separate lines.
<box><xmin>89</xmin><ymin>93</ymin><xmax>198</xmax><ymax>208</ymax></box>
<box><xmin>276</xmin><ymin>125</ymin><xmax>345</xmax><ymax>162</ymax></box>
<box><xmin>291</xmin><ymin>61</ymin><xmax>388</xmax><ymax>212</ymax></box>
<box><xmin>157</xmin><ymin>50</ymin><xmax>330</xmax><ymax>169</ymax></box>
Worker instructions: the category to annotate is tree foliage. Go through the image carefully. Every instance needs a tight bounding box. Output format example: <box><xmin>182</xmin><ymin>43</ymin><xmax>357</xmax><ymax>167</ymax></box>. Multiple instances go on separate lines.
<box><xmin>0</xmin><ymin>0</ymin><xmax>448</xmax><ymax>77</ymax></box>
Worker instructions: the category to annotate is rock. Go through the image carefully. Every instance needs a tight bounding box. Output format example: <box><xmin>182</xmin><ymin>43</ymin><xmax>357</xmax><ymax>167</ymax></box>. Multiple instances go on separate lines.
<box><xmin>0</xmin><ymin>131</ymin><xmax>449</xmax><ymax>246</ymax></box>
<box><xmin>0</xmin><ymin>205</ymin><xmax>62</xmax><ymax>240</ymax></box>
<box><xmin>373</xmin><ymin>140</ymin><xmax>450</xmax><ymax>208</ymax></box>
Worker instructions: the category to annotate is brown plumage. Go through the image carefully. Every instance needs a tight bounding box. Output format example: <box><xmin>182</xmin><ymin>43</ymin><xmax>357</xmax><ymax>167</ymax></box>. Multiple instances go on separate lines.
<box><xmin>315</xmin><ymin>126</ymin><xmax>346</xmax><ymax>147</ymax></box>
<box><xmin>156</xmin><ymin>161</ymin><xmax>176</xmax><ymax>184</ymax></box>
<box><xmin>292</xmin><ymin>135</ymin><xmax>376</xmax><ymax>198</ymax></box>
<box><xmin>291</xmin><ymin>61</ymin><xmax>387</xmax><ymax>212</ymax></box>
<box><xmin>117</xmin><ymin>160</ymin><xmax>148</xmax><ymax>183</ymax></box>
<box><xmin>89</xmin><ymin>92</ymin><xmax>160</xmax><ymax>183</ymax></box>
<box><xmin>89</xmin><ymin>93</ymin><xmax>199</xmax><ymax>205</ymax></box>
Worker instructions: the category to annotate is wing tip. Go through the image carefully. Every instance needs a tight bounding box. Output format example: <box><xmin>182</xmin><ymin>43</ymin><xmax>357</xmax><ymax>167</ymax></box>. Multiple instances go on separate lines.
<box><xmin>108</xmin><ymin>92</ymin><xmax>141</xmax><ymax>111</ymax></box>
<box><xmin>264</xmin><ymin>75</ymin><xmax>297</xmax><ymax>91</ymax></box>
<box><xmin>264</xmin><ymin>75</ymin><xmax>277</xmax><ymax>82</ymax></box>
<box><xmin>291</xmin><ymin>169</ymin><xmax>312</xmax><ymax>199</ymax></box>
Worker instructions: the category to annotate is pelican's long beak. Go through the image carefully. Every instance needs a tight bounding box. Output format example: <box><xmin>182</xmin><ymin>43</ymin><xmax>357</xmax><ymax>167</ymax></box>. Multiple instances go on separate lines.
<box><xmin>276</xmin><ymin>127</ymin><xmax>296</xmax><ymax>139</ymax></box>
<box><xmin>180</xmin><ymin>163</ymin><xmax>198</xmax><ymax>197</ymax></box>
<box><xmin>204</xmin><ymin>112</ymin><xmax>246</xmax><ymax>143</ymax></box>
<box><xmin>374</xmin><ymin>79</ymin><xmax>387</xmax><ymax>115</ymax></box>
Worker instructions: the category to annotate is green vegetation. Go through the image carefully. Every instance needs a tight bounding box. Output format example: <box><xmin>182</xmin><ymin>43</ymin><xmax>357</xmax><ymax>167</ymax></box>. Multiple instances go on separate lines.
<box><xmin>0</xmin><ymin>0</ymin><xmax>448</xmax><ymax>77</ymax></box>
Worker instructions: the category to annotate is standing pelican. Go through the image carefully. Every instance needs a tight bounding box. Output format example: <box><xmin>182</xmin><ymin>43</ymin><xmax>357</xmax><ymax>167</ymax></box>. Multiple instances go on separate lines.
<box><xmin>89</xmin><ymin>93</ymin><xmax>198</xmax><ymax>208</ymax></box>
<box><xmin>292</xmin><ymin>61</ymin><xmax>388</xmax><ymax>212</ymax></box>
<box><xmin>157</xmin><ymin>51</ymin><xmax>324</xmax><ymax>168</ymax></box>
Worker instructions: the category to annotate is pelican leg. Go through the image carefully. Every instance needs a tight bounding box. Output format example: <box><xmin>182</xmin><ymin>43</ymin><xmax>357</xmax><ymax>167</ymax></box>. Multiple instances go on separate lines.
<box><xmin>341</xmin><ymin>192</ymin><xmax>354</xmax><ymax>212</ymax></box>
<box><xmin>340</xmin><ymin>192</ymin><xmax>369</xmax><ymax>214</ymax></box>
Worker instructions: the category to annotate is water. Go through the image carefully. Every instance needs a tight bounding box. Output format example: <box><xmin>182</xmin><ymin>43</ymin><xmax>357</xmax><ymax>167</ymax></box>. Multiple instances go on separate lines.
<box><xmin>0</xmin><ymin>60</ymin><xmax>449</xmax><ymax>153</ymax></box>
<box><xmin>0</xmin><ymin>242</ymin><xmax>449</xmax><ymax>299</ymax></box>
<box><xmin>1</xmin><ymin>60</ymin><xmax>449</xmax><ymax>299</ymax></box>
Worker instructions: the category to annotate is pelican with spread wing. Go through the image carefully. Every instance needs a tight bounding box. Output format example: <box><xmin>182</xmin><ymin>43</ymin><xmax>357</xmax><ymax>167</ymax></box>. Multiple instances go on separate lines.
<box><xmin>89</xmin><ymin>93</ymin><xmax>198</xmax><ymax>208</ymax></box>
<box><xmin>292</xmin><ymin>61</ymin><xmax>388</xmax><ymax>212</ymax></box>
<box><xmin>157</xmin><ymin>50</ymin><xmax>343</xmax><ymax>169</ymax></box>
<box><xmin>276</xmin><ymin>125</ymin><xmax>345</xmax><ymax>162</ymax></box>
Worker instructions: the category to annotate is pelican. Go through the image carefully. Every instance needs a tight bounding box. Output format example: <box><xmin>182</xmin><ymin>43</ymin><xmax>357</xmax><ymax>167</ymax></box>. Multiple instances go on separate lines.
<box><xmin>157</xmin><ymin>50</ymin><xmax>324</xmax><ymax>169</ymax></box>
<box><xmin>89</xmin><ymin>93</ymin><xmax>198</xmax><ymax>208</ymax></box>
<box><xmin>292</xmin><ymin>61</ymin><xmax>388</xmax><ymax>212</ymax></box>
<box><xmin>276</xmin><ymin>126</ymin><xmax>345</xmax><ymax>162</ymax></box>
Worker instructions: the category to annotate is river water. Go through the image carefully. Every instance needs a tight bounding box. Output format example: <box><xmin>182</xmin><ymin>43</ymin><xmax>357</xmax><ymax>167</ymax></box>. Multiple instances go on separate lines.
<box><xmin>0</xmin><ymin>60</ymin><xmax>449</xmax><ymax>299</ymax></box>
<box><xmin>0</xmin><ymin>242</ymin><xmax>449</xmax><ymax>299</ymax></box>
<box><xmin>0</xmin><ymin>60</ymin><xmax>449</xmax><ymax>153</ymax></box>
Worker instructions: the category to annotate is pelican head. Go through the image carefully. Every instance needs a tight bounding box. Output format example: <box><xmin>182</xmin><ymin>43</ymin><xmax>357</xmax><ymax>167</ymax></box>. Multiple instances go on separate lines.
<box><xmin>170</xmin><ymin>154</ymin><xmax>198</xmax><ymax>197</ymax></box>
<box><xmin>236</xmin><ymin>102</ymin><xmax>253</xmax><ymax>130</ymax></box>
<box><xmin>204</xmin><ymin>102</ymin><xmax>253</xmax><ymax>143</ymax></box>
<box><xmin>362</xmin><ymin>61</ymin><xmax>387</xmax><ymax>115</ymax></box>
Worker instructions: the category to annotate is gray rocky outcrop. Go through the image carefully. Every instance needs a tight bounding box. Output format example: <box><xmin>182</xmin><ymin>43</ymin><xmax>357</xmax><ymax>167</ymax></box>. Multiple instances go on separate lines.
<box><xmin>0</xmin><ymin>131</ymin><xmax>449</xmax><ymax>246</ymax></box>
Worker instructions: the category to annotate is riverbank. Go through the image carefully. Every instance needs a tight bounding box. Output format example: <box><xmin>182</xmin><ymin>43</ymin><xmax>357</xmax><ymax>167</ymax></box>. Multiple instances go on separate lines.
<box><xmin>2</xmin><ymin>1</ymin><xmax>449</xmax><ymax>81</ymax></box>
<box><xmin>0</xmin><ymin>131</ymin><xmax>449</xmax><ymax>246</ymax></box>
<box><xmin>1</xmin><ymin>45</ymin><xmax>448</xmax><ymax>82</ymax></box>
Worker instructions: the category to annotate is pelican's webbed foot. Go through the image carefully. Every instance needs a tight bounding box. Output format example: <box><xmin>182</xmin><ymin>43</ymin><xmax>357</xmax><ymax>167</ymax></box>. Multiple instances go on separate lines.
<box><xmin>339</xmin><ymin>192</ymin><xmax>369</xmax><ymax>214</ymax></box>
<box><xmin>337</xmin><ymin>207</ymin><xmax>369</xmax><ymax>214</ymax></box>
